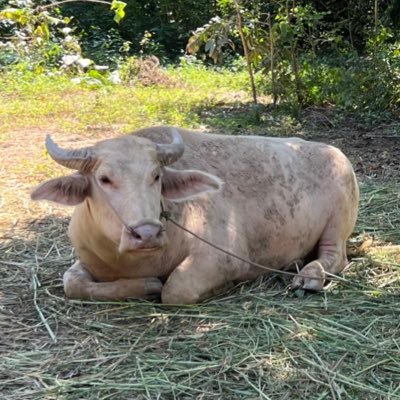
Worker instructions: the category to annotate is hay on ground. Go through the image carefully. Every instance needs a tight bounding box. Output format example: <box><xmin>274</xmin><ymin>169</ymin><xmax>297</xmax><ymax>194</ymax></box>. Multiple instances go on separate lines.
<box><xmin>0</xmin><ymin>183</ymin><xmax>399</xmax><ymax>400</ymax></box>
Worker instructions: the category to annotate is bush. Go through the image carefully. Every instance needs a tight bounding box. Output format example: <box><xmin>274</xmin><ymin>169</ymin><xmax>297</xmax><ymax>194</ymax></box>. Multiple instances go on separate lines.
<box><xmin>119</xmin><ymin>56</ymin><xmax>174</xmax><ymax>86</ymax></box>
<box><xmin>188</xmin><ymin>1</ymin><xmax>400</xmax><ymax>124</ymax></box>
<box><xmin>0</xmin><ymin>0</ymin><xmax>127</xmax><ymax>73</ymax></box>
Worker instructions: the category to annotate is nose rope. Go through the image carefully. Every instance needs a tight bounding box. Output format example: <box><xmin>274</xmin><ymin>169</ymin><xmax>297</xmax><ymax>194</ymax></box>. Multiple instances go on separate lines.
<box><xmin>160</xmin><ymin>201</ymin><xmax>349</xmax><ymax>283</ymax></box>
<box><xmin>94</xmin><ymin>180</ymin><xmax>133</xmax><ymax>233</ymax></box>
<box><xmin>91</xmin><ymin>186</ymin><xmax>348</xmax><ymax>283</ymax></box>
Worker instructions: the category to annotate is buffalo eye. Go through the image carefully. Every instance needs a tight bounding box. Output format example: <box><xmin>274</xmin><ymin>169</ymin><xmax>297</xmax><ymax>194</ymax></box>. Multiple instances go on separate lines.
<box><xmin>152</xmin><ymin>169</ymin><xmax>161</xmax><ymax>183</ymax></box>
<box><xmin>99</xmin><ymin>175</ymin><xmax>112</xmax><ymax>185</ymax></box>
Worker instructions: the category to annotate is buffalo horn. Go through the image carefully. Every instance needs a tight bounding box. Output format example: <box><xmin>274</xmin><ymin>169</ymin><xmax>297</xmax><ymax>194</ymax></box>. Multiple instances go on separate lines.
<box><xmin>156</xmin><ymin>128</ymin><xmax>184</xmax><ymax>166</ymax></box>
<box><xmin>45</xmin><ymin>135</ymin><xmax>96</xmax><ymax>172</ymax></box>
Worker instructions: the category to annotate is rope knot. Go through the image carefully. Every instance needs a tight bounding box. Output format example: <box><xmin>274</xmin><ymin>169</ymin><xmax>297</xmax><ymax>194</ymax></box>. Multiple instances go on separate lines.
<box><xmin>160</xmin><ymin>210</ymin><xmax>171</xmax><ymax>220</ymax></box>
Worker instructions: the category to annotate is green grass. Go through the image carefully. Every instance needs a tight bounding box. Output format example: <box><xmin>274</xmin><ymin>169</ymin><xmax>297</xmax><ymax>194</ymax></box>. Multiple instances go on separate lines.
<box><xmin>355</xmin><ymin>184</ymin><xmax>400</xmax><ymax>243</ymax></box>
<box><xmin>0</xmin><ymin>66</ymin><xmax>255</xmax><ymax>136</ymax></box>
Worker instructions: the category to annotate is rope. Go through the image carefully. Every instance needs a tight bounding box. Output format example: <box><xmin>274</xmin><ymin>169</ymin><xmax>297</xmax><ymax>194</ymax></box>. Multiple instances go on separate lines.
<box><xmin>160</xmin><ymin>208</ymin><xmax>349</xmax><ymax>283</ymax></box>
<box><xmin>91</xmin><ymin>188</ymin><xmax>348</xmax><ymax>284</ymax></box>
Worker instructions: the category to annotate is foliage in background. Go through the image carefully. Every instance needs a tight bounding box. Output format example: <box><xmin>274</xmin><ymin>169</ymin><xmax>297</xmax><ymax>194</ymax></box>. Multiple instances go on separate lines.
<box><xmin>188</xmin><ymin>0</ymin><xmax>400</xmax><ymax>122</ymax></box>
<box><xmin>0</xmin><ymin>0</ymin><xmax>126</xmax><ymax>73</ymax></box>
<box><xmin>59</xmin><ymin>0</ymin><xmax>216</xmax><ymax>63</ymax></box>
<box><xmin>0</xmin><ymin>0</ymin><xmax>400</xmax><ymax>125</ymax></box>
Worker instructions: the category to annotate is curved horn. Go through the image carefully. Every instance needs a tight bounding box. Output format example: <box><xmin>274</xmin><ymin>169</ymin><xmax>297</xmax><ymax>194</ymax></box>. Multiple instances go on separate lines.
<box><xmin>156</xmin><ymin>128</ymin><xmax>184</xmax><ymax>166</ymax></box>
<box><xmin>45</xmin><ymin>135</ymin><xmax>96</xmax><ymax>172</ymax></box>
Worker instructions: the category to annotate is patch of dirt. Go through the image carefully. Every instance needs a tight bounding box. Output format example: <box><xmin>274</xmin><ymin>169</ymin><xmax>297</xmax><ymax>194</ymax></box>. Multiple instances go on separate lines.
<box><xmin>306</xmin><ymin>129</ymin><xmax>400</xmax><ymax>182</ymax></box>
<box><xmin>296</xmin><ymin>106</ymin><xmax>400</xmax><ymax>182</ymax></box>
<box><xmin>0</xmin><ymin>128</ymin><xmax>115</xmax><ymax>234</ymax></box>
<box><xmin>198</xmin><ymin>101</ymin><xmax>400</xmax><ymax>182</ymax></box>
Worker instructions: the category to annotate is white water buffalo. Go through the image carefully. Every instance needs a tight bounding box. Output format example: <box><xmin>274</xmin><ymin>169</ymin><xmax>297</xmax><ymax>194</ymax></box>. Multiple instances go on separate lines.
<box><xmin>31</xmin><ymin>126</ymin><xmax>359</xmax><ymax>304</ymax></box>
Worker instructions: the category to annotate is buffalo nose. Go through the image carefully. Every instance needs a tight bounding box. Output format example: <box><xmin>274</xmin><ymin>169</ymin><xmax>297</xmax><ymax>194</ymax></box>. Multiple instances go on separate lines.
<box><xmin>129</xmin><ymin>223</ymin><xmax>163</xmax><ymax>242</ymax></box>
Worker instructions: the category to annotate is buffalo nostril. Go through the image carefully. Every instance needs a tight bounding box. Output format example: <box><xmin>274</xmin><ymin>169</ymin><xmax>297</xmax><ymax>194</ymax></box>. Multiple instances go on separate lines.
<box><xmin>130</xmin><ymin>228</ymin><xmax>141</xmax><ymax>240</ymax></box>
<box><xmin>129</xmin><ymin>223</ymin><xmax>163</xmax><ymax>242</ymax></box>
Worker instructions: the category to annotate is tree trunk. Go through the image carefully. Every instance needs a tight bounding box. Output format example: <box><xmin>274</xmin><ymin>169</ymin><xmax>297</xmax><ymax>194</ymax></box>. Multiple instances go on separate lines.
<box><xmin>234</xmin><ymin>0</ymin><xmax>258</xmax><ymax>109</ymax></box>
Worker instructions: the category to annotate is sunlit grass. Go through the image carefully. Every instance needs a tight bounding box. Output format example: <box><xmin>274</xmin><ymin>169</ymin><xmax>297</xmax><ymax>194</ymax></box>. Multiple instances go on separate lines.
<box><xmin>0</xmin><ymin>66</ymin><xmax>254</xmax><ymax>136</ymax></box>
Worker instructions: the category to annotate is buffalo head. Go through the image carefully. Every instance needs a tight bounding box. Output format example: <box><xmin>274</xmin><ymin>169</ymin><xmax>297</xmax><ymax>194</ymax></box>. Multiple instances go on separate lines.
<box><xmin>31</xmin><ymin>128</ymin><xmax>223</xmax><ymax>253</ymax></box>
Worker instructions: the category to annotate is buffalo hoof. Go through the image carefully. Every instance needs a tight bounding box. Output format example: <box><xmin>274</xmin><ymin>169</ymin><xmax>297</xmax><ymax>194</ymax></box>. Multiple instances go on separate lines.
<box><xmin>145</xmin><ymin>277</ymin><xmax>163</xmax><ymax>296</ymax></box>
<box><xmin>291</xmin><ymin>261</ymin><xmax>325</xmax><ymax>292</ymax></box>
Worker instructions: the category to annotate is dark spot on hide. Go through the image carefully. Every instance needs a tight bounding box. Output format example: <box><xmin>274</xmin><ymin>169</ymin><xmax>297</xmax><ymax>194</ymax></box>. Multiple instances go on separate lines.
<box><xmin>264</xmin><ymin>200</ymin><xmax>286</xmax><ymax>226</ymax></box>
<box><xmin>286</xmin><ymin>200</ymin><xmax>296</xmax><ymax>218</ymax></box>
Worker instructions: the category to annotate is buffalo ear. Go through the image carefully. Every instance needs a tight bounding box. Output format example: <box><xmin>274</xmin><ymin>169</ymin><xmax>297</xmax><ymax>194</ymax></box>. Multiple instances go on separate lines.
<box><xmin>162</xmin><ymin>167</ymin><xmax>223</xmax><ymax>202</ymax></box>
<box><xmin>31</xmin><ymin>173</ymin><xmax>91</xmax><ymax>206</ymax></box>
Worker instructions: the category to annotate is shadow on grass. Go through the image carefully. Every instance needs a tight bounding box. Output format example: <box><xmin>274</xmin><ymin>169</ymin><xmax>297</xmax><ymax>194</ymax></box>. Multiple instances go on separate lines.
<box><xmin>0</xmin><ymin>215</ymin><xmax>71</xmax><ymax>304</ymax></box>
<box><xmin>191</xmin><ymin>100</ymin><xmax>303</xmax><ymax>137</ymax></box>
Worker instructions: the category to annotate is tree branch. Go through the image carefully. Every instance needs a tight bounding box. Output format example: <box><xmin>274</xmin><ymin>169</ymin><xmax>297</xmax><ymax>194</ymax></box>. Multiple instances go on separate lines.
<box><xmin>234</xmin><ymin>0</ymin><xmax>258</xmax><ymax>107</ymax></box>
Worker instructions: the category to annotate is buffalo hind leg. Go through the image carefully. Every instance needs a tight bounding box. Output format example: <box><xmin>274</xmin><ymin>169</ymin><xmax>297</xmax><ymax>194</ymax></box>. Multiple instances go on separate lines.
<box><xmin>293</xmin><ymin>172</ymin><xmax>358</xmax><ymax>291</ymax></box>
<box><xmin>63</xmin><ymin>261</ymin><xmax>163</xmax><ymax>300</ymax></box>
<box><xmin>292</xmin><ymin>236</ymin><xmax>348</xmax><ymax>291</ymax></box>
<box><xmin>292</xmin><ymin>173</ymin><xmax>359</xmax><ymax>291</ymax></box>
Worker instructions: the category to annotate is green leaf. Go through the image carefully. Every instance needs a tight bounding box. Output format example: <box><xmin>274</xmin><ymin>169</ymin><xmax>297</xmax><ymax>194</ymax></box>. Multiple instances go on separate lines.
<box><xmin>88</xmin><ymin>69</ymin><xmax>108</xmax><ymax>84</ymax></box>
<box><xmin>34</xmin><ymin>22</ymin><xmax>50</xmax><ymax>40</ymax></box>
<box><xmin>0</xmin><ymin>8</ymin><xmax>30</xmax><ymax>25</ymax></box>
<box><xmin>46</xmin><ymin>15</ymin><xmax>65</xmax><ymax>26</ymax></box>
<box><xmin>110</xmin><ymin>0</ymin><xmax>127</xmax><ymax>24</ymax></box>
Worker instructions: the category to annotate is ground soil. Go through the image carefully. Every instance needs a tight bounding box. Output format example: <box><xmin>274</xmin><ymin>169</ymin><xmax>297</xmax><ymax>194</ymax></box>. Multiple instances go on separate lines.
<box><xmin>2</xmin><ymin>125</ymin><xmax>399</xmax><ymax>194</ymax></box>
<box><xmin>307</xmin><ymin>128</ymin><xmax>400</xmax><ymax>182</ymax></box>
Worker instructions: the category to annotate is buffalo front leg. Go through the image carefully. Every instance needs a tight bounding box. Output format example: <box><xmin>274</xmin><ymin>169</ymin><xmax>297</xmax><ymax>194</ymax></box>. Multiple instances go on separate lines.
<box><xmin>63</xmin><ymin>261</ymin><xmax>163</xmax><ymax>300</ymax></box>
<box><xmin>161</xmin><ymin>254</ymin><xmax>237</xmax><ymax>304</ymax></box>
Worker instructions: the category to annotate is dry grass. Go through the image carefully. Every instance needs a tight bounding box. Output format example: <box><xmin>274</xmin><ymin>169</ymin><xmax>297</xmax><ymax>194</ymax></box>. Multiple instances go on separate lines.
<box><xmin>0</xmin><ymin>81</ymin><xmax>399</xmax><ymax>397</ymax></box>
<box><xmin>132</xmin><ymin>56</ymin><xmax>176</xmax><ymax>87</ymax></box>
